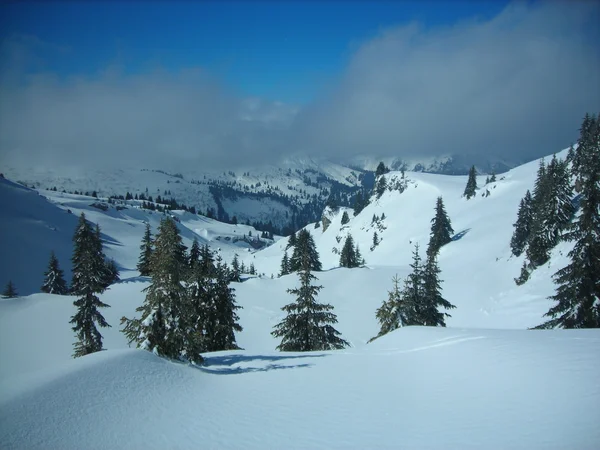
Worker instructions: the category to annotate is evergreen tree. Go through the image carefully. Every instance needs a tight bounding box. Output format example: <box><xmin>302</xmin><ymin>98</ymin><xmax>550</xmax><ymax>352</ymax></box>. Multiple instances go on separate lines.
<box><xmin>370</xmin><ymin>275</ymin><xmax>411</xmax><ymax>342</ymax></box>
<box><xmin>341</xmin><ymin>211</ymin><xmax>350</xmax><ymax>225</ymax></box>
<box><xmin>189</xmin><ymin>237</ymin><xmax>201</xmax><ymax>271</ymax></box>
<box><xmin>536</xmin><ymin>114</ymin><xmax>600</xmax><ymax>329</ymax></box>
<box><xmin>339</xmin><ymin>234</ymin><xmax>358</xmax><ymax>268</ymax></box>
<box><xmin>463</xmin><ymin>166</ymin><xmax>478</xmax><ymax>199</ymax></box>
<box><xmin>427</xmin><ymin>196</ymin><xmax>454</xmax><ymax>257</ymax></box>
<box><xmin>290</xmin><ymin>229</ymin><xmax>322</xmax><ymax>272</ymax></box>
<box><xmin>70</xmin><ymin>213</ymin><xmax>111</xmax><ymax>358</ymax></box>
<box><xmin>375</xmin><ymin>161</ymin><xmax>389</xmax><ymax>177</ymax></box>
<box><xmin>355</xmin><ymin>245</ymin><xmax>365</xmax><ymax>266</ymax></box>
<box><xmin>371</xmin><ymin>231</ymin><xmax>380</xmax><ymax>251</ymax></box>
<box><xmin>510</xmin><ymin>190</ymin><xmax>533</xmax><ymax>257</ymax></box>
<box><xmin>570</xmin><ymin>113</ymin><xmax>598</xmax><ymax>192</ymax></box>
<box><xmin>121</xmin><ymin>216</ymin><xmax>187</xmax><ymax>360</ymax></box>
<box><xmin>544</xmin><ymin>155</ymin><xmax>574</xmax><ymax>247</ymax></box>
<box><xmin>41</xmin><ymin>251</ymin><xmax>68</xmax><ymax>294</ymax></box>
<box><xmin>103</xmin><ymin>258</ymin><xmax>120</xmax><ymax>287</ymax></box>
<box><xmin>421</xmin><ymin>253</ymin><xmax>456</xmax><ymax>326</ymax></box>
<box><xmin>209</xmin><ymin>255</ymin><xmax>243</xmax><ymax>351</ymax></box>
<box><xmin>286</xmin><ymin>231</ymin><xmax>297</xmax><ymax>250</ymax></box>
<box><xmin>490</xmin><ymin>172</ymin><xmax>497</xmax><ymax>183</ymax></box>
<box><xmin>249</xmin><ymin>262</ymin><xmax>256</xmax><ymax>275</ymax></box>
<box><xmin>400</xmin><ymin>244</ymin><xmax>425</xmax><ymax>325</ymax></box>
<box><xmin>230</xmin><ymin>254</ymin><xmax>242</xmax><ymax>282</ymax></box>
<box><xmin>526</xmin><ymin>159</ymin><xmax>552</xmax><ymax>267</ymax></box>
<box><xmin>2</xmin><ymin>280</ymin><xmax>18</xmax><ymax>298</ymax></box>
<box><xmin>137</xmin><ymin>223</ymin><xmax>153</xmax><ymax>276</ymax></box>
<box><xmin>353</xmin><ymin>191</ymin><xmax>366</xmax><ymax>216</ymax></box>
<box><xmin>280</xmin><ymin>250</ymin><xmax>291</xmax><ymax>277</ymax></box>
<box><xmin>375</xmin><ymin>175</ymin><xmax>387</xmax><ymax>199</ymax></box>
<box><xmin>272</xmin><ymin>258</ymin><xmax>348</xmax><ymax>351</ymax></box>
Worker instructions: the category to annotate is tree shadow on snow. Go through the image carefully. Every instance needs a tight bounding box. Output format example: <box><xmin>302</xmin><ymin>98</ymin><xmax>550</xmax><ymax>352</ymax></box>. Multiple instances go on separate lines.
<box><xmin>451</xmin><ymin>228</ymin><xmax>471</xmax><ymax>242</ymax></box>
<box><xmin>197</xmin><ymin>353</ymin><xmax>327</xmax><ymax>375</ymax></box>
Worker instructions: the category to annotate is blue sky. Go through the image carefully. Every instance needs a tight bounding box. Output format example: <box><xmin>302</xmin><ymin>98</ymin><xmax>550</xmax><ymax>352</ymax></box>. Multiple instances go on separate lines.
<box><xmin>1</xmin><ymin>1</ymin><xmax>511</xmax><ymax>103</ymax></box>
<box><xmin>1</xmin><ymin>1</ymin><xmax>598</xmax><ymax>170</ymax></box>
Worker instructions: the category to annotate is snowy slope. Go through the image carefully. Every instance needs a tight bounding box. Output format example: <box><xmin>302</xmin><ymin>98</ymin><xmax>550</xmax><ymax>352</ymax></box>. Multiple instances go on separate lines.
<box><xmin>1</xmin><ymin>147</ymin><xmax>598</xmax><ymax>448</ymax></box>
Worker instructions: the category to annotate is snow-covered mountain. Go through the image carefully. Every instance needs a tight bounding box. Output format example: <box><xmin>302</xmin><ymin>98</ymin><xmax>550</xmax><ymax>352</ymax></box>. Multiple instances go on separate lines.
<box><xmin>0</xmin><ymin>147</ymin><xmax>598</xmax><ymax>449</ymax></box>
<box><xmin>1</xmin><ymin>152</ymin><xmax>520</xmax><ymax>234</ymax></box>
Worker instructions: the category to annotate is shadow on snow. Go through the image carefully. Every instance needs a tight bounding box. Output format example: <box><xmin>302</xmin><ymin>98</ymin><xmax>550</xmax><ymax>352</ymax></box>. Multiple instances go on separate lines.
<box><xmin>197</xmin><ymin>353</ymin><xmax>327</xmax><ymax>375</ymax></box>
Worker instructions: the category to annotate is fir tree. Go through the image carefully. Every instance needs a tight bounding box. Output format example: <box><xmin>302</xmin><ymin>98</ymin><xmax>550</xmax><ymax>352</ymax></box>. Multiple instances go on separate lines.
<box><xmin>375</xmin><ymin>175</ymin><xmax>387</xmax><ymax>199</ymax></box>
<box><xmin>463</xmin><ymin>166</ymin><xmax>478</xmax><ymax>199</ymax></box>
<box><xmin>2</xmin><ymin>280</ymin><xmax>18</xmax><ymax>298</ymax></box>
<box><xmin>287</xmin><ymin>231</ymin><xmax>297</xmax><ymax>250</ymax></box>
<box><xmin>249</xmin><ymin>262</ymin><xmax>256</xmax><ymax>275</ymax></box>
<box><xmin>510</xmin><ymin>190</ymin><xmax>533</xmax><ymax>257</ymax></box>
<box><xmin>189</xmin><ymin>237</ymin><xmax>201</xmax><ymax>271</ymax></box>
<box><xmin>272</xmin><ymin>258</ymin><xmax>348</xmax><ymax>352</ymax></box>
<box><xmin>137</xmin><ymin>224</ymin><xmax>154</xmax><ymax>277</ymax></box>
<box><xmin>69</xmin><ymin>213</ymin><xmax>111</xmax><ymax>358</ymax></box>
<box><xmin>490</xmin><ymin>172</ymin><xmax>497</xmax><ymax>183</ymax></box>
<box><xmin>103</xmin><ymin>258</ymin><xmax>120</xmax><ymax>287</ymax></box>
<box><xmin>289</xmin><ymin>229</ymin><xmax>322</xmax><ymax>272</ymax></box>
<box><xmin>280</xmin><ymin>250</ymin><xmax>291</xmax><ymax>277</ymax></box>
<box><xmin>209</xmin><ymin>255</ymin><xmax>243</xmax><ymax>351</ymax></box>
<box><xmin>421</xmin><ymin>253</ymin><xmax>455</xmax><ymax>326</ymax></box>
<box><xmin>536</xmin><ymin>114</ymin><xmax>600</xmax><ymax>329</ymax></box>
<box><xmin>230</xmin><ymin>254</ymin><xmax>242</xmax><ymax>282</ymax></box>
<box><xmin>341</xmin><ymin>211</ymin><xmax>350</xmax><ymax>225</ymax></box>
<box><xmin>339</xmin><ymin>234</ymin><xmax>358</xmax><ymax>268</ymax></box>
<box><xmin>370</xmin><ymin>275</ymin><xmax>411</xmax><ymax>342</ymax></box>
<box><xmin>355</xmin><ymin>245</ymin><xmax>365</xmax><ymax>266</ymax></box>
<box><xmin>375</xmin><ymin>161</ymin><xmax>389</xmax><ymax>177</ymax></box>
<box><xmin>121</xmin><ymin>216</ymin><xmax>186</xmax><ymax>360</ymax></box>
<box><xmin>41</xmin><ymin>251</ymin><xmax>68</xmax><ymax>294</ymax></box>
<box><xmin>371</xmin><ymin>231</ymin><xmax>380</xmax><ymax>251</ymax></box>
<box><xmin>427</xmin><ymin>196</ymin><xmax>454</xmax><ymax>257</ymax></box>
<box><xmin>400</xmin><ymin>244</ymin><xmax>425</xmax><ymax>326</ymax></box>
<box><xmin>526</xmin><ymin>159</ymin><xmax>552</xmax><ymax>267</ymax></box>
<box><xmin>544</xmin><ymin>155</ymin><xmax>574</xmax><ymax>247</ymax></box>
<box><xmin>353</xmin><ymin>191</ymin><xmax>366</xmax><ymax>216</ymax></box>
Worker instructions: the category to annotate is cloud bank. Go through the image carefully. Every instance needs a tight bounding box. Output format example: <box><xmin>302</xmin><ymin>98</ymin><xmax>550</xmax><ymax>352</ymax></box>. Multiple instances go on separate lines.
<box><xmin>1</xmin><ymin>1</ymin><xmax>599</xmax><ymax>171</ymax></box>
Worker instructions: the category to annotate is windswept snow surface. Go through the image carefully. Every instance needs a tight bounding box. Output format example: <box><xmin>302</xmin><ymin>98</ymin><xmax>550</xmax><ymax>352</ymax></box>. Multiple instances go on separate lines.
<box><xmin>1</xmin><ymin>148</ymin><xmax>599</xmax><ymax>448</ymax></box>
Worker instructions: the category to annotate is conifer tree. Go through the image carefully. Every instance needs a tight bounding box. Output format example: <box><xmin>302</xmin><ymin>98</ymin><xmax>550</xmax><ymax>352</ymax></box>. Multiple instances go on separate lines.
<box><xmin>103</xmin><ymin>258</ymin><xmax>120</xmax><ymax>287</ymax></box>
<box><xmin>339</xmin><ymin>234</ymin><xmax>358</xmax><ymax>268</ymax></box>
<box><xmin>2</xmin><ymin>280</ymin><xmax>18</xmax><ymax>298</ymax></box>
<box><xmin>280</xmin><ymin>250</ymin><xmax>291</xmax><ymax>277</ymax></box>
<box><xmin>463</xmin><ymin>166</ymin><xmax>478</xmax><ymax>199</ymax></box>
<box><xmin>371</xmin><ymin>231</ymin><xmax>380</xmax><ymax>251</ymax></box>
<box><xmin>421</xmin><ymin>253</ymin><xmax>455</xmax><ymax>326</ymax></box>
<box><xmin>289</xmin><ymin>229</ymin><xmax>322</xmax><ymax>272</ymax></box>
<box><xmin>189</xmin><ymin>237</ymin><xmax>201</xmax><ymax>271</ymax></box>
<box><xmin>375</xmin><ymin>161</ymin><xmax>389</xmax><ymax>177</ymax></box>
<box><xmin>286</xmin><ymin>231</ymin><xmax>297</xmax><ymax>250</ymax></box>
<box><xmin>536</xmin><ymin>114</ymin><xmax>600</xmax><ymax>329</ymax></box>
<box><xmin>375</xmin><ymin>175</ymin><xmax>387</xmax><ymax>199</ymax></box>
<box><xmin>41</xmin><ymin>251</ymin><xmax>68</xmax><ymax>294</ymax></box>
<box><xmin>355</xmin><ymin>245</ymin><xmax>365</xmax><ymax>266</ymax></box>
<box><xmin>510</xmin><ymin>190</ymin><xmax>533</xmax><ymax>257</ymax></box>
<box><xmin>490</xmin><ymin>172</ymin><xmax>496</xmax><ymax>183</ymax></box>
<box><xmin>370</xmin><ymin>275</ymin><xmax>411</xmax><ymax>342</ymax></box>
<box><xmin>249</xmin><ymin>262</ymin><xmax>256</xmax><ymax>275</ymax></box>
<box><xmin>137</xmin><ymin>223</ymin><xmax>153</xmax><ymax>276</ymax></box>
<box><xmin>70</xmin><ymin>213</ymin><xmax>111</xmax><ymax>358</ymax></box>
<box><xmin>272</xmin><ymin>245</ymin><xmax>348</xmax><ymax>351</ymax></box>
<box><xmin>400</xmin><ymin>244</ymin><xmax>425</xmax><ymax>325</ymax></box>
<box><xmin>427</xmin><ymin>196</ymin><xmax>454</xmax><ymax>257</ymax></box>
<box><xmin>121</xmin><ymin>216</ymin><xmax>186</xmax><ymax>360</ymax></box>
<box><xmin>526</xmin><ymin>159</ymin><xmax>552</xmax><ymax>267</ymax></box>
<box><xmin>353</xmin><ymin>191</ymin><xmax>366</xmax><ymax>216</ymax></box>
<box><xmin>341</xmin><ymin>211</ymin><xmax>350</xmax><ymax>225</ymax></box>
<box><xmin>209</xmin><ymin>255</ymin><xmax>243</xmax><ymax>351</ymax></box>
<box><xmin>230</xmin><ymin>254</ymin><xmax>242</xmax><ymax>282</ymax></box>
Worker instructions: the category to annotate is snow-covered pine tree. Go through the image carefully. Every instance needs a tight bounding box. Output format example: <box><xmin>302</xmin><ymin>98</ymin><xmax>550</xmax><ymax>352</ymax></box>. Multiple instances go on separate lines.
<box><xmin>536</xmin><ymin>114</ymin><xmax>600</xmax><ymax>329</ymax></box>
<box><xmin>375</xmin><ymin>175</ymin><xmax>387</xmax><ymax>199</ymax></box>
<box><xmin>341</xmin><ymin>211</ymin><xmax>350</xmax><ymax>225</ymax></box>
<box><xmin>570</xmin><ymin>113</ymin><xmax>598</xmax><ymax>192</ymax></box>
<box><xmin>375</xmin><ymin>161</ymin><xmax>389</xmax><ymax>177</ymax></box>
<box><xmin>189</xmin><ymin>237</ymin><xmax>201</xmax><ymax>271</ymax></box>
<box><xmin>121</xmin><ymin>216</ymin><xmax>186</xmax><ymax>360</ymax></box>
<box><xmin>339</xmin><ymin>234</ymin><xmax>358</xmax><ymax>268</ymax></box>
<box><xmin>289</xmin><ymin>229</ymin><xmax>322</xmax><ymax>272</ymax></box>
<box><xmin>526</xmin><ymin>159</ymin><xmax>552</xmax><ymax>267</ymax></box>
<box><xmin>420</xmin><ymin>252</ymin><xmax>456</xmax><ymax>326</ymax></box>
<box><xmin>371</xmin><ymin>231</ymin><xmax>380</xmax><ymax>251</ymax></box>
<box><xmin>543</xmin><ymin>155</ymin><xmax>574</xmax><ymax>247</ymax></box>
<box><xmin>230</xmin><ymin>254</ymin><xmax>241</xmax><ymax>282</ymax></box>
<box><xmin>279</xmin><ymin>250</ymin><xmax>291</xmax><ymax>277</ymax></box>
<box><xmin>427</xmin><ymin>196</ymin><xmax>454</xmax><ymax>257</ymax></box>
<box><xmin>137</xmin><ymin>222</ymin><xmax>153</xmax><ymax>276</ymax></box>
<box><xmin>490</xmin><ymin>172</ymin><xmax>497</xmax><ymax>183</ymax></box>
<box><xmin>400</xmin><ymin>244</ymin><xmax>425</xmax><ymax>325</ymax></box>
<box><xmin>463</xmin><ymin>166</ymin><xmax>478</xmax><ymax>199</ymax></box>
<box><xmin>210</xmin><ymin>255</ymin><xmax>243</xmax><ymax>351</ymax></box>
<box><xmin>2</xmin><ymin>280</ymin><xmax>18</xmax><ymax>298</ymax></box>
<box><xmin>510</xmin><ymin>190</ymin><xmax>533</xmax><ymax>257</ymax></box>
<box><xmin>249</xmin><ymin>262</ymin><xmax>256</xmax><ymax>275</ymax></box>
<box><xmin>370</xmin><ymin>275</ymin><xmax>411</xmax><ymax>342</ymax></box>
<box><xmin>355</xmin><ymin>245</ymin><xmax>365</xmax><ymax>266</ymax></box>
<box><xmin>69</xmin><ymin>213</ymin><xmax>111</xmax><ymax>358</ymax></box>
<box><xmin>41</xmin><ymin>251</ymin><xmax>68</xmax><ymax>294</ymax></box>
<box><xmin>103</xmin><ymin>258</ymin><xmax>120</xmax><ymax>287</ymax></box>
<box><xmin>272</xmin><ymin>245</ymin><xmax>348</xmax><ymax>351</ymax></box>
<box><xmin>286</xmin><ymin>231</ymin><xmax>297</xmax><ymax>250</ymax></box>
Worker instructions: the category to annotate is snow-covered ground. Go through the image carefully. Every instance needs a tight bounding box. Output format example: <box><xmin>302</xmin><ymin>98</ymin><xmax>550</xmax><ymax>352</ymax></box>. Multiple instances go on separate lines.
<box><xmin>1</xmin><ymin>148</ymin><xmax>598</xmax><ymax>449</ymax></box>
